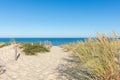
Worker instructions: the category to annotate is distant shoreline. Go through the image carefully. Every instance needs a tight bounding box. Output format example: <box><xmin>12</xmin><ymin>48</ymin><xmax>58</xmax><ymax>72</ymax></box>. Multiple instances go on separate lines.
<box><xmin>0</xmin><ymin>38</ymin><xmax>87</xmax><ymax>46</ymax></box>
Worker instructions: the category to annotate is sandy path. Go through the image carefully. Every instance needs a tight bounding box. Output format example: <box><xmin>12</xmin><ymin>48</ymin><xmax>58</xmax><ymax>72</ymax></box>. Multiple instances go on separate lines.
<box><xmin>0</xmin><ymin>45</ymin><xmax>73</xmax><ymax>80</ymax></box>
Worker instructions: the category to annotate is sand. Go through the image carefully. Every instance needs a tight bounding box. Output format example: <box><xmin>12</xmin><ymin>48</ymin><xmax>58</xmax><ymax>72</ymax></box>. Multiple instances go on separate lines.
<box><xmin>0</xmin><ymin>45</ymin><xmax>74</xmax><ymax>80</ymax></box>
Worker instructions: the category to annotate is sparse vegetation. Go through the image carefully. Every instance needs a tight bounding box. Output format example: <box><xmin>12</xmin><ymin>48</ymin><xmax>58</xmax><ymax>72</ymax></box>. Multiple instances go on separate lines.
<box><xmin>61</xmin><ymin>43</ymin><xmax>76</xmax><ymax>52</ymax></box>
<box><xmin>20</xmin><ymin>43</ymin><xmax>49</xmax><ymax>55</ymax></box>
<box><xmin>0</xmin><ymin>43</ymin><xmax>10</xmax><ymax>48</ymax></box>
<box><xmin>62</xmin><ymin>32</ymin><xmax>120</xmax><ymax>80</ymax></box>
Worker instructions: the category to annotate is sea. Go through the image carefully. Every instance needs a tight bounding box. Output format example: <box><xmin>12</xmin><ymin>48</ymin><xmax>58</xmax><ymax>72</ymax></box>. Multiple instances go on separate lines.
<box><xmin>0</xmin><ymin>38</ymin><xmax>87</xmax><ymax>46</ymax></box>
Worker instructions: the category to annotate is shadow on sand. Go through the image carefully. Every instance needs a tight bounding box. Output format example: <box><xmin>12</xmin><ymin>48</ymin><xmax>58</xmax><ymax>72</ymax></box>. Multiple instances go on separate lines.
<box><xmin>56</xmin><ymin>55</ymin><xmax>93</xmax><ymax>80</ymax></box>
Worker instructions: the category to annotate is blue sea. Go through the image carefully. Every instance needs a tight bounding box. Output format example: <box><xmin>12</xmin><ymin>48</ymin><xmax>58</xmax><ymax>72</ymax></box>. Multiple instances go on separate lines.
<box><xmin>0</xmin><ymin>38</ymin><xmax>87</xmax><ymax>46</ymax></box>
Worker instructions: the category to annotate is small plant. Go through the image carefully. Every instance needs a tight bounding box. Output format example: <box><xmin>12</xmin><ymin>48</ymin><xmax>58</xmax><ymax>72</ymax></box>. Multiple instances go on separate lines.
<box><xmin>21</xmin><ymin>43</ymin><xmax>49</xmax><ymax>55</ymax></box>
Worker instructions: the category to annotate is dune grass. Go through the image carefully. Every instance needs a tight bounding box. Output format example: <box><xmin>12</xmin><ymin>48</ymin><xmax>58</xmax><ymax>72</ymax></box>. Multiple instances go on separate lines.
<box><xmin>62</xmin><ymin>32</ymin><xmax>120</xmax><ymax>80</ymax></box>
<box><xmin>61</xmin><ymin>43</ymin><xmax>76</xmax><ymax>52</ymax></box>
<box><xmin>20</xmin><ymin>43</ymin><xmax>50</xmax><ymax>55</ymax></box>
<box><xmin>0</xmin><ymin>43</ymin><xmax>10</xmax><ymax>48</ymax></box>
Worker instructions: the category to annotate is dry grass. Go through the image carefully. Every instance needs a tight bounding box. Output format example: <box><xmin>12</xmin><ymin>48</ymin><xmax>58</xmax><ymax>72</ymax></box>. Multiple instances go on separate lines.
<box><xmin>61</xmin><ymin>43</ymin><xmax>76</xmax><ymax>52</ymax></box>
<box><xmin>62</xmin><ymin>32</ymin><xmax>120</xmax><ymax>80</ymax></box>
<box><xmin>0</xmin><ymin>43</ymin><xmax>10</xmax><ymax>48</ymax></box>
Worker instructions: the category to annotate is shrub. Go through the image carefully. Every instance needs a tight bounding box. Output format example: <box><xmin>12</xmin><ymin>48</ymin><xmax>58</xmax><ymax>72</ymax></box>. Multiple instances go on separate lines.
<box><xmin>21</xmin><ymin>43</ymin><xmax>49</xmax><ymax>55</ymax></box>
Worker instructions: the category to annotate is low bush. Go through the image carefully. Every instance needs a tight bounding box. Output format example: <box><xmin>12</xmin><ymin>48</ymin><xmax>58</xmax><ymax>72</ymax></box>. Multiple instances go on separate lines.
<box><xmin>21</xmin><ymin>43</ymin><xmax>49</xmax><ymax>55</ymax></box>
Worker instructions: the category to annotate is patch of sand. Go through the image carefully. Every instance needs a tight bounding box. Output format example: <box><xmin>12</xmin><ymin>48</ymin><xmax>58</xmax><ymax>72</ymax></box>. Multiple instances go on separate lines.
<box><xmin>0</xmin><ymin>45</ymin><xmax>74</xmax><ymax>80</ymax></box>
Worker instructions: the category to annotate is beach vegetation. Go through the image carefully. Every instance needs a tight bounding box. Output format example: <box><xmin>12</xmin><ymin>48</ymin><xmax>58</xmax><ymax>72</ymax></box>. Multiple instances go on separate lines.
<box><xmin>0</xmin><ymin>43</ymin><xmax>10</xmax><ymax>48</ymax></box>
<box><xmin>62</xmin><ymin>32</ymin><xmax>120</xmax><ymax>80</ymax></box>
<box><xmin>20</xmin><ymin>43</ymin><xmax>50</xmax><ymax>55</ymax></box>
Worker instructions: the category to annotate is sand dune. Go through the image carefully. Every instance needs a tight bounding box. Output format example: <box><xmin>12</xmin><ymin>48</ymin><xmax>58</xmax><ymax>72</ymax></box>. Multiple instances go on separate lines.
<box><xmin>0</xmin><ymin>45</ymin><xmax>74</xmax><ymax>80</ymax></box>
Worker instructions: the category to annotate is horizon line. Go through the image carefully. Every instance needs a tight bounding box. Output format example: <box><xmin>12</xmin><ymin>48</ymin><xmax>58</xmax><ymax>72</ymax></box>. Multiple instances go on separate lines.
<box><xmin>0</xmin><ymin>37</ymin><xmax>89</xmax><ymax>38</ymax></box>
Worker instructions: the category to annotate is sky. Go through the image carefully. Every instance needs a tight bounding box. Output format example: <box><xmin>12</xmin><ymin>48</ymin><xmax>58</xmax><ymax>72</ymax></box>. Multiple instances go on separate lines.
<box><xmin>0</xmin><ymin>0</ymin><xmax>120</xmax><ymax>38</ymax></box>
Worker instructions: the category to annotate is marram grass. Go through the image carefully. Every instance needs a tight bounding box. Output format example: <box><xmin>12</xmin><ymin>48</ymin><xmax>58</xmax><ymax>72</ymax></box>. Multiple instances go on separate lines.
<box><xmin>62</xmin><ymin>33</ymin><xmax>120</xmax><ymax>80</ymax></box>
<box><xmin>0</xmin><ymin>43</ymin><xmax>10</xmax><ymax>48</ymax></box>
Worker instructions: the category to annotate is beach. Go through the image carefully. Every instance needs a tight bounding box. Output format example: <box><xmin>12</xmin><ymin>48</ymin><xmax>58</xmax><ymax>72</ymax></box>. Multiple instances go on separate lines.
<box><xmin>0</xmin><ymin>45</ymin><xmax>74</xmax><ymax>80</ymax></box>
<box><xmin>0</xmin><ymin>0</ymin><xmax>120</xmax><ymax>79</ymax></box>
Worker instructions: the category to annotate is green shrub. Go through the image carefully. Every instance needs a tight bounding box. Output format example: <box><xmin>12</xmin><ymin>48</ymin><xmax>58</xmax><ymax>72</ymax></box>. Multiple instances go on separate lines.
<box><xmin>21</xmin><ymin>43</ymin><xmax>49</xmax><ymax>55</ymax></box>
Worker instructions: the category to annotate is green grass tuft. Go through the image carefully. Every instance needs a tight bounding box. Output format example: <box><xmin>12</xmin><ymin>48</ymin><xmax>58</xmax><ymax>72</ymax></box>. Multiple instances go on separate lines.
<box><xmin>21</xmin><ymin>43</ymin><xmax>49</xmax><ymax>55</ymax></box>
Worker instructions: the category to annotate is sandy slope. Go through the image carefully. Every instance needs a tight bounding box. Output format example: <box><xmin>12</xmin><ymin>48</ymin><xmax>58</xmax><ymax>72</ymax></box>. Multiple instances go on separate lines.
<box><xmin>0</xmin><ymin>45</ymin><xmax>74</xmax><ymax>80</ymax></box>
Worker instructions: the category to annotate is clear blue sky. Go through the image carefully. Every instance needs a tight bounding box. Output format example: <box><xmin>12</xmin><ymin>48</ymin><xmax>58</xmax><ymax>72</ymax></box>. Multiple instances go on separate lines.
<box><xmin>0</xmin><ymin>0</ymin><xmax>120</xmax><ymax>37</ymax></box>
